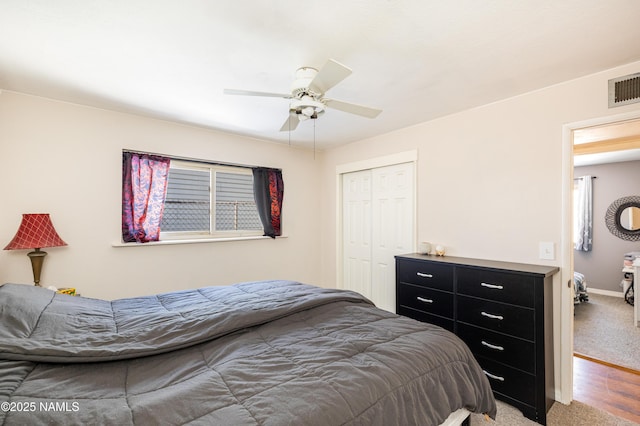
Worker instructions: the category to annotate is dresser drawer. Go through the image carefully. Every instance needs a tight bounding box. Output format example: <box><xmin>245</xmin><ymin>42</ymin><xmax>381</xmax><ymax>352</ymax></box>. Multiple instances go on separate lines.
<box><xmin>457</xmin><ymin>296</ymin><xmax>534</xmax><ymax>341</ymax></box>
<box><xmin>457</xmin><ymin>323</ymin><xmax>535</xmax><ymax>373</ymax></box>
<box><xmin>398</xmin><ymin>283</ymin><xmax>454</xmax><ymax>319</ymax></box>
<box><xmin>397</xmin><ymin>306</ymin><xmax>454</xmax><ymax>332</ymax></box>
<box><xmin>457</xmin><ymin>267</ymin><xmax>535</xmax><ymax>308</ymax></box>
<box><xmin>397</xmin><ymin>259</ymin><xmax>454</xmax><ymax>292</ymax></box>
<box><xmin>476</xmin><ymin>357</ymin><xmax>536</xmax><ymax>406</ymax></box>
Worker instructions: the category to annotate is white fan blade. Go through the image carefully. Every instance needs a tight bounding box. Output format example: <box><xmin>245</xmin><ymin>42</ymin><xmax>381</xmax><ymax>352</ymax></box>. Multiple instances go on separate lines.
<box><xmin>279</xmin><ymin>112</ymin><xmax>300</xmax><ymax>132</ymax></box>
<box><xmin>324</xmin><ymin>98</ymin><xmax>382</xmax><ymax>119</ymax></box>
<box><xmin>224</xmin><ymin>88</ymin><xmax>291</xmax><ymax>99</ymax></box>
<box><xmin>308</xmin><ymin>59</ymin><xmax>352</xmax><ymax>94</ymax></box>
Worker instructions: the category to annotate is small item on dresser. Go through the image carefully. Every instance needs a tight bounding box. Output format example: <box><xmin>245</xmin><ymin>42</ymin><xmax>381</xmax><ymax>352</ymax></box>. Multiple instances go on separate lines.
<box><xmin>435</xmin><ymin>245</ymin><xmax>446</xmax><ymax>256</ymax></box>
<box><xmin>57</xmin><ymin>287</ymin><xmax>76</xmax><ymax>296</ymax></box>
<box><xmin>418</xmin><ymin>242</ymin><xmax>432</xmax><ymax>255</ymax></box>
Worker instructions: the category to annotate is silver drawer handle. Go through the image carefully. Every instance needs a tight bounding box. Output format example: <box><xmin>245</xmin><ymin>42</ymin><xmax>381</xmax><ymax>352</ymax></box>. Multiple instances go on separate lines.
<box><xmin>481</xmin><ymin>341</ymin><xmax>505</xmax><ymax>351</ymax></box>
<box><xmin>481</xmin><ymin>311</ymin><xmax>504</xmax><ymax>320</ymax></box>
<box><xmin>417</xmin><ymin>272</ymin><xmax>433</xmax><ymax>278</ymax></box>
<box><xmin>416</xmin><ymin>296</ymin><xmax>433</xmax><ymax>303</ymax></box>
<box><xmin>481</xmin><ymin>282</ymin><xmax>504</xmax><ymax>290</ymax></box>
<box><xmin>482</xmin><ymin>370</ymin><xmax>505</xmax><ymax>382</ymax></box>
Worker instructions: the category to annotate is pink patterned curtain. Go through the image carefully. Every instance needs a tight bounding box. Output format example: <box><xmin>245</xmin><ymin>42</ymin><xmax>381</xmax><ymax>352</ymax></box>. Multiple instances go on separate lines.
<box><xmin>122</xmin><ymin>152</ymin><xmax>171</xmax><ymax>243</ymax></box>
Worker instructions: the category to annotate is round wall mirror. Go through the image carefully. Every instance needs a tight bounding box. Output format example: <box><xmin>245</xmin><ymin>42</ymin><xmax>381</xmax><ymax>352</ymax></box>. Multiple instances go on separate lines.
<box><xmin>620</xmin><ymin>206</ymin><xmax>640</xmax><ymax>231</ymax></box>
<box><xmin>605</xmin><ymin>196</ymin><xmax>640</xmax><ymax>241</ymax></box>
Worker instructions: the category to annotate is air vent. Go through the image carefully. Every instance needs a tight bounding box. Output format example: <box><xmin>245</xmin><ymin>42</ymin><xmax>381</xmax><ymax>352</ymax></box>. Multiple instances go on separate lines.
<box><xmin>609</xmin><ymin>72</ymin><xmax>640</xmax><ymax>108</ymax></box>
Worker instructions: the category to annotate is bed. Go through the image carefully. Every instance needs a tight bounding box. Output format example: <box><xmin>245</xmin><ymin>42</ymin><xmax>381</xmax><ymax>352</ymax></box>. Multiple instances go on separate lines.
<box><xmin>0</xmin><ymin>280</ymin><xmax>496</xmax><ymax>425</ymax></box>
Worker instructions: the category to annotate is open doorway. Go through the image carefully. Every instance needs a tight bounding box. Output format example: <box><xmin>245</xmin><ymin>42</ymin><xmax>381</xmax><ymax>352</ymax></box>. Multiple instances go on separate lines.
<box><xmin>572</xmin><ymin>118</ymin><xmax>640</xmax><ymax>372</ymax></box>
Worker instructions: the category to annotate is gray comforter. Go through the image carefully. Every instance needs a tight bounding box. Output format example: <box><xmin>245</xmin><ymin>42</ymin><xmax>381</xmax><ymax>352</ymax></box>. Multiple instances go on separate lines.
<box><xmin>0</xmin><ymin>281</ymin><xmax>496</xmax><ymax>425</ymax></box>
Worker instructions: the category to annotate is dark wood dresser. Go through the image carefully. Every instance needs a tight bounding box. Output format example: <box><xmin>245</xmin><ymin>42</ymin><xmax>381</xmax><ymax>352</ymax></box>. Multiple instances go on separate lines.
<box><xmin>395</xmin><ymin>254</ymin><xmax>558</xmax><ymax>425</ymax></box>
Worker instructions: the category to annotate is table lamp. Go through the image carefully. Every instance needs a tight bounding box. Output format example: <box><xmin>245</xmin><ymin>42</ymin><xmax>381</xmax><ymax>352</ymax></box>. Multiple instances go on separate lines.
<box><xmin>4</xmin><ymin>213</ymin><xmax>67</xmax><ymax>286</ymax></box>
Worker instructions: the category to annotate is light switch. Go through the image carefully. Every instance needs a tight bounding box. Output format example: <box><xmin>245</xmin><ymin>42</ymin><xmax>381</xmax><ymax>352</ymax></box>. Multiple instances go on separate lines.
<box><xmin>539</xmin><ymin>242</ymin><xmax>555</xmax><ymax>260</ymax></box>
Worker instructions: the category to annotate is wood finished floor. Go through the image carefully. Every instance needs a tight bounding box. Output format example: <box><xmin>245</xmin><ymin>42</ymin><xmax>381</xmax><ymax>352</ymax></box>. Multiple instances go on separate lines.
<box><xmin>573</xmin><ymin>355</ymin><xmax>640</xmax><ymax>424</ymax></box>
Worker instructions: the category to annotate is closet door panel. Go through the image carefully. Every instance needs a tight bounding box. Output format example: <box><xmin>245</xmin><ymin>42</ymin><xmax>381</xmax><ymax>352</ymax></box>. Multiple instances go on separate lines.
<box><xmin>371</xmin><ymin>163</ymin><xmax>414</xmax><ymax>313</ymax></box>
<box><xmin>342</xmin><ymin>170</ymin><xmax>373</xmax><ymax>299</ymax></box>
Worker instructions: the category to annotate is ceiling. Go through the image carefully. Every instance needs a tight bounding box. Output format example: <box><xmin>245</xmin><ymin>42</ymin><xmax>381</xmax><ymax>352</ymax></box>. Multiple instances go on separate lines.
<box><xmin>574</xmin><ymin>119</ymin><xmax>640</xmax><ymax>167</ymax></box>
<box><xmin>2</xmin><ymin>1</ymin><xmax>640</xmax><ymax>150</ymax></box>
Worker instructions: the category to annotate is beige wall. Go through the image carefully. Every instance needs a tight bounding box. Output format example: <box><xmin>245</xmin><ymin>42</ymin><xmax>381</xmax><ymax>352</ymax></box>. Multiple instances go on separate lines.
<box><xmin>0</xmin><ymin>92</ymin><xmax>322</xmax><ymax>299</ymax></box>
<box><xmin>320</xmin><ymin>60</ymin><xmax>640</xmax><ymax>287</ymax></box>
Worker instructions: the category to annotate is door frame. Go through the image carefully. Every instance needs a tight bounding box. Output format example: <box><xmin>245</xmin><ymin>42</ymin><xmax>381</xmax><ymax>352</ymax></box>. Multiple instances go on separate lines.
<box><xmin>560</xmin><ymin>109</ymin><xmax>640</xmax><ymax>404</ymax></box>
<box><xmin>336</xmin><ymin>150</ymin><xmax>418</xmax><ymax>290</ymax></box>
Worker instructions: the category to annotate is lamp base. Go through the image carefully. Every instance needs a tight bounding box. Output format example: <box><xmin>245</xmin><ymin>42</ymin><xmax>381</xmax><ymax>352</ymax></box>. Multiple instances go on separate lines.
<box><xmin>27</xmin><ymin>248</ymin><xmax>47</xmax><ymax>286</ymax></box>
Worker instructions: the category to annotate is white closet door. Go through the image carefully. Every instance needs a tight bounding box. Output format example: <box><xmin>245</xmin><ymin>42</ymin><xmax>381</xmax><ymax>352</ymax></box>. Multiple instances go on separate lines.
<box><xmin>371</xmin><ymin>163</ymin><xmax>414</xmax><ymax>312</ymax></box>
<box><xmin>342</xmin><ymin>162</ymin><xmax>414</xmax><ymax>312</ymax></box>
<box><xmin>342</xmin><ymin>169</ymin><xmax>372</xmax><ymax>299</ymax></box>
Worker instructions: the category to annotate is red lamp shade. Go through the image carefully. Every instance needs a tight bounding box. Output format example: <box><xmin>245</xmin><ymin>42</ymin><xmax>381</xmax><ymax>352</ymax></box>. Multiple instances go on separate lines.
<box><xmin>4</xmin><ymin>214</ymin><xmax>67</xmax><ymax>250</ymax></box>
<box><xmin>4</xmin><ymin>214</ymin><xmax>67</xmax><ymax>286</ymax></box>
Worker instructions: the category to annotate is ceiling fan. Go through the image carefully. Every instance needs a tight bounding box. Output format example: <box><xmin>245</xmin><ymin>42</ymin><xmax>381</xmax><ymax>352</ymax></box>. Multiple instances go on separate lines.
<box><xmin>224</xmin><ymin>59</ymin><xmax>382</xmax><ymax>132</ymax></box>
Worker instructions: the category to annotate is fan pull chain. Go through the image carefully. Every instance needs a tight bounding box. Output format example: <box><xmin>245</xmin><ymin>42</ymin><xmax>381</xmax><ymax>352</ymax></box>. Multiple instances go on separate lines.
<box><xmin>288</xmin><ymin>106</ymin><xmax>291</xmax><ymax>147</ymax></box>
<box><xmin>313</xmin><ymin>118</ymin><xmax>316</xmax><ymax>160</ymax></box>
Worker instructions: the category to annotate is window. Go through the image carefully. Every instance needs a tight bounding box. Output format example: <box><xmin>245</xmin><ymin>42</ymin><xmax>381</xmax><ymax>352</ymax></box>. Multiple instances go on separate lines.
<box><xmin>160</xmin><ymin>160</ymin><xmax>263</xmax><ymax>239</ymax></box>
<box><xmin>122</xmin><ymin>151</ymin><xmax>282</xmax><ymax>244</ymax></box>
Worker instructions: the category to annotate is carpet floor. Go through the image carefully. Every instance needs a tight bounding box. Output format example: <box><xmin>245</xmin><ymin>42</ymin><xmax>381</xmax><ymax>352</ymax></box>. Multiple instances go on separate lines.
<box><xmin>573</xmin><ymin>293</ymin><xmax>640</xmax><ymax>372</ymax></box>
<box><xmin>469</xmin><ymin>400</ymin><xmax>637</xmax><ymax>426</ymax></box>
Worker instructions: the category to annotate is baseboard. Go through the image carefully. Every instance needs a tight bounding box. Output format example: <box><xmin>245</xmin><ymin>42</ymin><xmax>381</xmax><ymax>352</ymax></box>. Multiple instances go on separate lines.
<box><xmin>587</xmin><ymin>288</ymin><xmax>624</xmax><ymax>298</ymax></box>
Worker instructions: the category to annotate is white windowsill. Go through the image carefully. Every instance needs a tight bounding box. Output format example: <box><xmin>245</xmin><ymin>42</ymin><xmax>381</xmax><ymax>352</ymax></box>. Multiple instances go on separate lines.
<box><xmin>112</xmin><ymin>235</ymin><xmax>287</xmax><ymax>247</ymax></box>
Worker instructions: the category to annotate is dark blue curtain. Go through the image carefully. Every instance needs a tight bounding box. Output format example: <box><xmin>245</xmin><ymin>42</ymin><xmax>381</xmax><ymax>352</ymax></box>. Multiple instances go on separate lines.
<box><xmin>252</xmin><ymin>168</ymin><xmax>284</xmax><ymax>238</ymax></box>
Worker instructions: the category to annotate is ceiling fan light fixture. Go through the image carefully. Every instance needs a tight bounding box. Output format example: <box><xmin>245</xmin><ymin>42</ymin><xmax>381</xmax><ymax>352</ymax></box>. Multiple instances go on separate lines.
<box><xmin>290</xmin><ymin>97</ymin><xmax>326</xmax><ymax>122</ymax></box>
<box><xmin>301</xmin><ymin>106</ymin><xmax>315</xmax><ymax>117</ymax></box>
